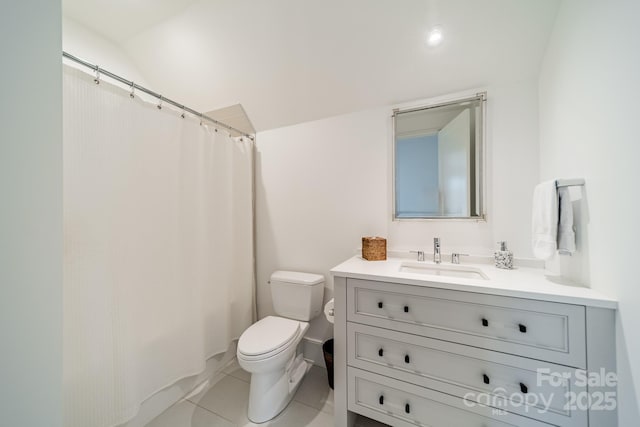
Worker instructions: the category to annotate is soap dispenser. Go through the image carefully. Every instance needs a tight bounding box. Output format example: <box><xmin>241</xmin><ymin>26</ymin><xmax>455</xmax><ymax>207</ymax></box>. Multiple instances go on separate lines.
<box><xmin>494</xmin><ymin>241</ymin><xmax>513</xmax><ymax>269</ymax></box>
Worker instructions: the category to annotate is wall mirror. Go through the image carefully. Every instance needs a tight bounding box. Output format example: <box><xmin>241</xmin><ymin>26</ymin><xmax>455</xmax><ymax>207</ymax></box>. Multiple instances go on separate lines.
<box><xmin>393</xmin><ymin>93</ymin><xmax>486</xmax><ymax>220</ymax></box>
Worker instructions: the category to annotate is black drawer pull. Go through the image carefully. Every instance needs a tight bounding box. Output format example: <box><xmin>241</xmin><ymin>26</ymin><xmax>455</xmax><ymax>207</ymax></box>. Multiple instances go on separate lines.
<box><xmin>404</xmin><ymin>305</ymin><xmax>409</xmax><ymax>313</ymax></box>
<box><xmin>379</xmin><ymin>395</ymin><xmax>384</xmax><ymax>405</ymax></box>
<box><xmin>378</xmin><ymin>301</ymin><xmax>383</xmax><ymax>309</ymax></box>
<box><xmin>483</xmin><ymin>374</ymin><xmax>490</xmax><ymax>385</ymax></box>
<box><xmin>520</xmin><ymin>383</ymin><xmax>528</xmax><ymax>394</ymax></box>
<box><xmin>482</xmin><ymin>318</ymin><xmax>489</xmax><ymax>327</ymax></box>
<box><xmin>519</xmin><ymin>323</ymin><xmax>527</xmax><ymax>333</ymax></box>
<box><xmin>405</xmin><ymin>403</ymin><xmax>411</xmax><ymax>414</ymax></box>
<box><xmin>404</xmin><ymin>354</ymin><xmax>410</xmax><ymax>363</ymax></box>
<box><xmin>378</xmin><ymin>348</ymin><xmax>384</xmax><ymax>357</ymax></box>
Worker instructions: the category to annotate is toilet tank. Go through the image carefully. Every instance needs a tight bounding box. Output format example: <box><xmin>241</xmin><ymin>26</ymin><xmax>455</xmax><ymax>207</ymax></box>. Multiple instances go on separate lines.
<box><xmin>270</xmin><ymin>271</ymin><xmax>325</xmax><ymax>321</ymax></box>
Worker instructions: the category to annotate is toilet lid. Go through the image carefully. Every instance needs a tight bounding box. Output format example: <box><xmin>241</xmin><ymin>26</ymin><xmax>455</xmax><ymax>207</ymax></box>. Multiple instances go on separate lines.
<box><xmin>238</xmin><ymin>316</ymin><xmax>301</xmax><ymax>357</ymax></box>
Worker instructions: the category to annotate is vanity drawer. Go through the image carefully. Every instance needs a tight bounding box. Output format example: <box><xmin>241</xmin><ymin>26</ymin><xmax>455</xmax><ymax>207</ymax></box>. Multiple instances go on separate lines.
<box><xmin>348</xmin><ymin>323</ymin><xmax>587</xmax><ymax>427</ymax></box>
<box><xmin>347</xmin><ymin>278</ymin><xmax>586</xmax><ymax>368</ymax></box>
<box><xmin>348</xmin><ymin>367</ymin><xmax>553</xmax><ymax>427</ymax></box>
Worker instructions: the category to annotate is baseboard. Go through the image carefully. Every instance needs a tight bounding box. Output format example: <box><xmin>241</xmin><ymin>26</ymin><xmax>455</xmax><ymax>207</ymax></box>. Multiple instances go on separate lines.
<box><xmin>302</xmin><ymin>336</ymin><xmax>327</xmax><ymax>367</ymax></box>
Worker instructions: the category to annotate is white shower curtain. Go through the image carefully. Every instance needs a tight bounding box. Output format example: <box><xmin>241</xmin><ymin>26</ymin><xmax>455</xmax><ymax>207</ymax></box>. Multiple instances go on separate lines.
<box><xmin>62</xmin><ymin>66</ymin><xmax>254</xmax><ymax>427</ymax></box>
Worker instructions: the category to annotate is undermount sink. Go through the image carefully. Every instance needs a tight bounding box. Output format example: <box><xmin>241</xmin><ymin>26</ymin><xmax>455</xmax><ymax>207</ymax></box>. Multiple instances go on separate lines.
<box><xmin>399</xmin><ymin>261</ymin><xmax>489</xmax><ymax>280</ymax></box>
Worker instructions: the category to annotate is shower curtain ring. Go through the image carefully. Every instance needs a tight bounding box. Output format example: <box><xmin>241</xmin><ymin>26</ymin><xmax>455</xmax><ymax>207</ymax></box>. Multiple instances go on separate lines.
<box><xmin>157</xmin><ymin>96</ymin><xmax>163</xmax><ymax>110</ymax></box>
<box><xmin>199</xmin><ymin>114</ymin><xmax>203</xmax><ymax>126</ymax></box>
<box><xmin>94</xmin><ymin>66</ymin><xmax>101</xmax><ymax>84</ymax></box>
<box><xmin>181</xmin><ymin>107</ymin><xmax>186</xmax><ymax>119</ymax></box>
<box><xmin>129</xmin><ymin>82</ymin><xmax>135</xmax><ymax>99</ymax></box>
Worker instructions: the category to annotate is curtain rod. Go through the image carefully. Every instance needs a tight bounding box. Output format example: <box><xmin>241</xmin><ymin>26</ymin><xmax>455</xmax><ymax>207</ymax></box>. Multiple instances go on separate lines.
<box><xmin>62</xmin><ymin>51</ymin><xmax>255</xmax><ymax>141</ymax></box>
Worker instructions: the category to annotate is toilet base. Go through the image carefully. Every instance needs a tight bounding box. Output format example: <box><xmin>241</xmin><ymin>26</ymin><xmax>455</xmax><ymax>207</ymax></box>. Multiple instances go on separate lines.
<box><xmin>247</xmin><ymin>354</ymin><xmax>310</xmax><ymax>423</ymax></box>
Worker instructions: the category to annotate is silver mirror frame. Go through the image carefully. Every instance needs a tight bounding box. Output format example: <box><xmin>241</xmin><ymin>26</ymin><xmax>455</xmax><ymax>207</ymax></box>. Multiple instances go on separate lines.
<box><xmin>391</xmin><ymin>92</ymin><xmax>487</xmax><ymax>221</ymax></box>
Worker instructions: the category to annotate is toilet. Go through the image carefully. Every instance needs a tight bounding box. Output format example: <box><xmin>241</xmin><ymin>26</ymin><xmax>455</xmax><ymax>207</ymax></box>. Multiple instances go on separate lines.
<box><xmin>237</xmin><ymin>270</ymin><xmax>325</xmax><ymax>423</ymax></box>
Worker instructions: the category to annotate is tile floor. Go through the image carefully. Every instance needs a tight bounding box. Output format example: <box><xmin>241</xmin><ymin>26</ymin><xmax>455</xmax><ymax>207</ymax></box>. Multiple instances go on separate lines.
<box><xmin>146</xmin><ymin>359</ymin><xmax>388</xmax><ymax>427</ymax></box>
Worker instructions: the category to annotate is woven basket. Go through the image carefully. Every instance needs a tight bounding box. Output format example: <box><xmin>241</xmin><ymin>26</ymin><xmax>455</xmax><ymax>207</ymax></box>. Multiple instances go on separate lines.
<box><xmin>362</xmin><ymin>237</ymin><xmax>387</xmax><ymax>261</ymax></box>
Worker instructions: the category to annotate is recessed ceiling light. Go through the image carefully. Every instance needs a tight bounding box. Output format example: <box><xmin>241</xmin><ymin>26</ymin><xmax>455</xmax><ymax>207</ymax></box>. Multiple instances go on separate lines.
<box><xmin>426</xmin><ymin>27</ymin><xmax>443</xmax><ymax>46</ymax></box>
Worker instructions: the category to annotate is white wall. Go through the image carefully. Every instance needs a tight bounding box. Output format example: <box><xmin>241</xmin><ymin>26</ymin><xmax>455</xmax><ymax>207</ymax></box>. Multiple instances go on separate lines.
<box><xmin>0</xmin><ymin>1</ymin><xmax>63</xmax><ymax>426</ymax></box>
<box><xmin>63</xmin><ymin>17</ymin><xmax>149</xmax><ymax>86</ymax></box>
<box><xmin>256</xmin><ymin>80</ymin><xmax>540</xmax><ymax>344</ymax></box>
<box><xmin>255</xmin><ymin>107</ymin><xmax>388</xmax><ymax>343</ymax></box>
<box><xmin>539</xmin><ymin>0</ymin><xmax>640</xmax><ymax>423</ymax></box>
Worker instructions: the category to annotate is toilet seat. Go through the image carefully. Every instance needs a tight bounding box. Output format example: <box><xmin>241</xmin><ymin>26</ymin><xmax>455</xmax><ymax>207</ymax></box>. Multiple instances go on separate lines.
<box><xmin>237</xmin><ymin>316</ymin><xmax>302</xmax><ymax>360</ymax></box>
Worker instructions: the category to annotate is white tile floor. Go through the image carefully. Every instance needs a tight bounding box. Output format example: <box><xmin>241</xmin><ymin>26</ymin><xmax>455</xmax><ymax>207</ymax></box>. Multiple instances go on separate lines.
<box><xmin>146</xmin><ymin>359</ymin><xmax>388</xmax><ymax>427</ymax></box>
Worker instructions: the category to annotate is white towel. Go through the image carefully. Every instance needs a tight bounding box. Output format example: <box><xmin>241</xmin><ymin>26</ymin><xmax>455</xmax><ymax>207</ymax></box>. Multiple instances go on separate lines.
<box><xmin>532</xmin><ymin>180</ymin><xmax>558</xmax><ymax>260</ymax></box>
<box><xmin>557</xmin><ymin>187</ymin><xmax>576</xmax><ymax>255</ymax></box>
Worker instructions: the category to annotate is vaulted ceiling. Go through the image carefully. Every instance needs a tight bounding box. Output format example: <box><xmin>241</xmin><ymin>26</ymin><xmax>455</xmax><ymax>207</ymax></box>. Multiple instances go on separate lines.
<box><xmin>63</xmin><ymin>0</ymin><xmax>560</xmax><ymax>132</ymax></box>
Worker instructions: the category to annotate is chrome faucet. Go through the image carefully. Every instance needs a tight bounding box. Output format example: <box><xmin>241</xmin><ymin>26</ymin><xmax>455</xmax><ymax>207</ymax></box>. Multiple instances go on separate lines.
<box><xmin>433</xmin><ymin>237</ymin><xmax>441</xmax><ymax>264</ymax></box>
<box><xmin>410</xmin><ymin>250</ymin><xmax>425</xmax><ymax>262</ymax></box>
<box><xmin>451</xmin><ymin>253</ymin><xmax>469</xmax><ymax>264</ymax></box>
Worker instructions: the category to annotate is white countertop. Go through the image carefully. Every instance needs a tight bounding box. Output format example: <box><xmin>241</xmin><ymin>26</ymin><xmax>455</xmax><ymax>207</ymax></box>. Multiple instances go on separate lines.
<box><xmin>330</xmin><ymin>255</ymin><xmax>617</xmax><ymax>309</ymax></box>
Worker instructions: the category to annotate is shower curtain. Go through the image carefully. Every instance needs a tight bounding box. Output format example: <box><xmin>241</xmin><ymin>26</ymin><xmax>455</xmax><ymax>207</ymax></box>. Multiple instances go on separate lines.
<box><xmin>62</xmin><ymin>66</ymin><xmax>255</xmax><ymax>427</ymax></box>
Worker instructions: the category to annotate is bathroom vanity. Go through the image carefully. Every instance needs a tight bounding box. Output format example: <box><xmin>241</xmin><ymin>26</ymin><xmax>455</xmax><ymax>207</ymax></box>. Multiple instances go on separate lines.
<box><xmin>331</xmin><ymin>256</ymin><xmax>618</xmax><ymax>427</ymax></box>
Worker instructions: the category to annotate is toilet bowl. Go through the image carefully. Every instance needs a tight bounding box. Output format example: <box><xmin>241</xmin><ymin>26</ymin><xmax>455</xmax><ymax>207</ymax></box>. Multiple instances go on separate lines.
<box><xmin>236</xmin><ymin>271</ymin><xmax>325</xmax><ymax>423</ymax></box>
<box><xmin>237</xmin><ymin>316</ymin><xmax>310</xmax><ymax>422</ymax></box>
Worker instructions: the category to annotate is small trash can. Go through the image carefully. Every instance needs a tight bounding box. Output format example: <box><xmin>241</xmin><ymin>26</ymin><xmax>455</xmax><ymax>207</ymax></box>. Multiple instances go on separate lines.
<box><xmin>322</xmin><ymin>339</ymin><xmax>334</xmax><ymax>389</ymax></box>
